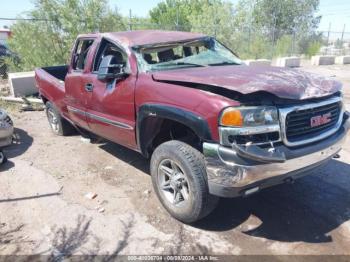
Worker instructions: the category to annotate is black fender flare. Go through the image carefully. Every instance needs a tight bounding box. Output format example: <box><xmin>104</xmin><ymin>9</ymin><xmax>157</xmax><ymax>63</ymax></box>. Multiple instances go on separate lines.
<box><xmin>137</xmin><ymin>104</ymin><xmax>213</xmax><ymax>157</ymax></box>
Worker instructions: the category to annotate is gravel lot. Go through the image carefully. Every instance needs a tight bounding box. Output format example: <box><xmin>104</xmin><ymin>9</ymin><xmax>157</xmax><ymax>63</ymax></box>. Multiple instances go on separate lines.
<box><xmin>0</xmin><ymin>63</ymin><xmax>350</xmax><ymax>256</ymax></box>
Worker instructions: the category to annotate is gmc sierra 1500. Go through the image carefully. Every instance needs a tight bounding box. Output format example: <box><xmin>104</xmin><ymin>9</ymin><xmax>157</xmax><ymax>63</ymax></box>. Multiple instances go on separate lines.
<box><xmin>35</xmin><ymin>30</ymin><xmax>349</xmax><ymax>223</ymax></box>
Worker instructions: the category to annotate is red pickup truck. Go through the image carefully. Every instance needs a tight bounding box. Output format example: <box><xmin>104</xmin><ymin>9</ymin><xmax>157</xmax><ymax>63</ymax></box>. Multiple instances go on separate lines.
<box><xmin>35</xmin><ymin>30</ymin><xmax>350</xmax><ymax>223</ymax></box>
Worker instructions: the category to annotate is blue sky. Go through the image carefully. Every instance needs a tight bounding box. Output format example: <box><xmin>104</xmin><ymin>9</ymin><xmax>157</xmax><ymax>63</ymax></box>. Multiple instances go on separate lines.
<box><xmin>0</xmin><ymin>0</ymin><xmax>349</xmax><ymax>33</ymax></box>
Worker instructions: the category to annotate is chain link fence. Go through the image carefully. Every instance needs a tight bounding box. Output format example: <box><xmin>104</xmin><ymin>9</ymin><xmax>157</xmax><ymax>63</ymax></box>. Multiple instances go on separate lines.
<box><xmin>0</xmin><ymin>17</ymin><xmax>349</xmax><ymax>76</ymax></box>
<box><xmin>128</xmin><ymin>21</ymin><xmax>350</xmax><ymax>59</ymax></box>
<box><xmin>0</xmin><ymin>58</ymin><xmax>7</xmax><ymax>79</ymax></box>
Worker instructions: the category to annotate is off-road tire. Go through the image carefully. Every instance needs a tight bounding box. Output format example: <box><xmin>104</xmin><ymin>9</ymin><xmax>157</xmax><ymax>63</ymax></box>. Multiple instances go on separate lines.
<box><xmin>45</xmin><ymin>101</ymin><xmax>74</xmax><ymax>136</ymax></box>
<box><xmin>151</xmin><ymin>140</ymin><xmax>219</xmax><ymax>223</ymax></box>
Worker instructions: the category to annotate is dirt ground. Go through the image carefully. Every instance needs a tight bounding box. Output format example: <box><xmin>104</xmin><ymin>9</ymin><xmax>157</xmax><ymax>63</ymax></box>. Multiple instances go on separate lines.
<box><xmin>0</xmin><ymin>63</ymin><xmax>350</xmax><ymax>257</ymax></box>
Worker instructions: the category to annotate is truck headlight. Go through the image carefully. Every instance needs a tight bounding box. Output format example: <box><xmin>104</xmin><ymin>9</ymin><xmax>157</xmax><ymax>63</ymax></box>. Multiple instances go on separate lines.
<box><xmin>219</xmin><ymin>106</ymin><xmax>281</xmax><ymax>146</ymax></box>
<box><xmin>220</xmin><ymin>106</ymin><xmax>279</xmax><ymax>127</ymax></box>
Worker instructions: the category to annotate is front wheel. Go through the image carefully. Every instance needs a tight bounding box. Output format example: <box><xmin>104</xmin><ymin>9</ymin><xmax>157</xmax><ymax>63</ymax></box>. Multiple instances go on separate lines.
<box><xmin>45</xmin><ymin>102</ymin><xmax>74</xmax><ymax>136</ymax></box>
<box><xmin>150</xmin><ymin>140</ymin><xmax>218</xmax><ymax>223</ymax></box>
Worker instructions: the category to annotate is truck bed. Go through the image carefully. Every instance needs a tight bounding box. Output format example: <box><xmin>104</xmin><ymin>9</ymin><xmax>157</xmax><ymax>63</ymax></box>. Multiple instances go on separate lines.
<box><xmin>35</xmin><ymin>65</ymin><xmax>68</xmax><ymax>112</ymax></box>
<box><xmin>41</xmin><ymin>65</ymin><xmax>68</xmax><ymax>81</ymax></box>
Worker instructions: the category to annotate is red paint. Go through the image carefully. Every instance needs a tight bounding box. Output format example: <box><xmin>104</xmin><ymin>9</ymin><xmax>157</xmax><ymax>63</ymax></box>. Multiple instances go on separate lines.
<box><xmin>35</xmin><ymin>31</ymin><xmax>342</xmax><ymax>151</ymax></box>
<box><xmin>152</xmin><ymin>65</ymin><xmax>341</xmax><ymax>100</ymax></box>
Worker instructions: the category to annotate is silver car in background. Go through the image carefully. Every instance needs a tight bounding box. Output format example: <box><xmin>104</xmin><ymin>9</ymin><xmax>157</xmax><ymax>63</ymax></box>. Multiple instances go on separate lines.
<box><xmin>0</xmin><ymin>108</ymin><xmax>14</xmax><ymax>164</ymax></box>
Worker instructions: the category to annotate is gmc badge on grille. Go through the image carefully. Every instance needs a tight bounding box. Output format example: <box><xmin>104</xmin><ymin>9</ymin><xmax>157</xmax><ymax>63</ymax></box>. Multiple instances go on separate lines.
<box><xmin>310</xmin><ymin>112</ymin><xmax>332</xmax><ymax>127</ymax></box>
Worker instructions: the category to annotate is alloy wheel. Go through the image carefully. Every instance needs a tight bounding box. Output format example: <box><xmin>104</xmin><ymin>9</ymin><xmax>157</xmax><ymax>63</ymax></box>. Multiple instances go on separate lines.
<box><xmin>157</xmin><ymin>159</ymin><xmax>190</xmax><ymax>206</ymax></box>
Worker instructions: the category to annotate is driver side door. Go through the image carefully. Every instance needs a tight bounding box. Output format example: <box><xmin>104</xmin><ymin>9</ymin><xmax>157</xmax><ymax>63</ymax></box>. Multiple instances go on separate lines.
<box><xmin>85</xmin><ymin>39</ymin><xmax>137</xmax><ymax>150</ymax></box>
<box><xmin>65</xmin><ymin>38</ymin><xmax>95</xmax><ymax>130</ymax></box>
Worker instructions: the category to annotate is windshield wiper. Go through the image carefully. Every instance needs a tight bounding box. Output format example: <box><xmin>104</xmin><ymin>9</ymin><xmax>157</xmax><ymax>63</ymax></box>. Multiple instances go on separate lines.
<box><xmin>155</xmin><ymin>61</ymin><xmax>206</xmax><ymax>68</ymax></box>
<box><xmin>209</xmin><ymin>61</ymin><xmax>241</xmax><ymax>66</ymax></box>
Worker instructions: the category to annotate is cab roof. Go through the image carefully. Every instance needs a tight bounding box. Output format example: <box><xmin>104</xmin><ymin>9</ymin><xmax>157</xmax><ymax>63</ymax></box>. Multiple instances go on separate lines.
<box><xmin>78</xmin><ymin>30</ymin><xmax>206</xmax><ymax>48</ymax></box>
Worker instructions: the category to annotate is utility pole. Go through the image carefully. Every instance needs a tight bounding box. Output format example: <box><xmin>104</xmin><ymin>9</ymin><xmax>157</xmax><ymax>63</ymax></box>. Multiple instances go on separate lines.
<box><xmin>327</xmin><ymin>22</ymin><xmax>331</xmax><ymax>46</ymax></box>
<box><xmin>341</xmin><ymin>24</ymin><xmax>346</xmax><ymax>44</ymax></box>
<box><xmin>175</xmin><ymin>6</ymin><xmax>179</xmax><ymax>31</ymax></box>
<box><xmin>129</xmin><ymin>9</ymin><xmax>132</xmax><ymax>31</ymax></box>
<box><xmin>291</xmin><ymin>29</ymin><xmax>296</xmax><ymax>56</ymax></box>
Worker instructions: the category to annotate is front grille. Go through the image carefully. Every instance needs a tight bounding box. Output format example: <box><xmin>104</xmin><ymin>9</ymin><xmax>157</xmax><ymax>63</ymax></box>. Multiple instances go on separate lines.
<box><xmin>285</xmin><ymin>101</ymin><xmax>341</xmax><ymax>142</ymax></box>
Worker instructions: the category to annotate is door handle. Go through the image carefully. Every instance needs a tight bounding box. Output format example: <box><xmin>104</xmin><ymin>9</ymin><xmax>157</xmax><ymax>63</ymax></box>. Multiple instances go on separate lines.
<box><xmin>85</xmin><ymin>83</ymin><xmax>94</xmax><ymax>92</ymax></box>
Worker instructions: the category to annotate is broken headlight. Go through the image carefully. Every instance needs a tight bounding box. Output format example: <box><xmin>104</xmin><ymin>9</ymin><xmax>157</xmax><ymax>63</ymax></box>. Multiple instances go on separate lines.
<box><xmin>219</xmin><ymin>106</ymin><xmax>281</xmax><ymax>146</ymax></box>
<box><xmin>220</xmin><ymin>106</ymin><xmax>279</xmax><ymax>127</ymax></box>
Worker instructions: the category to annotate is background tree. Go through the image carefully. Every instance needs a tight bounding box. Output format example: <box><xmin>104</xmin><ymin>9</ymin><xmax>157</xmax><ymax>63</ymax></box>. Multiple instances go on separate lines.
<box><xmin>6</xmin><ymin>0</ymin><xmax>325</xmax><ymax>71</ymax></box>
<box><xmin>7</xmin><ymin>0</ymin><xmax>126</xmax><ymax>71</ymax></box>
<box><xmin>187</xmin><ymin>1</ymin><xmax>235</xmax><ymax>42</ymax></box>
<box><xmin>149</xmin><ymin>0</ymin><xmax>193</xmax><ymax>30</ymax></box>
<box><xmin>251</xmin><ymin>0</ymin><xmax>321</xmax><ymax>42</ymax></box>
<box><xmin>298</xmin><ymin>32</ymin><xmax>323</xmax><ymax>56</ymax></box>
<box><xmin>150</xmin><ymin>0</ymin><xmax>242</xmax><ymax>55</ymax></box>
<box><xmin>149</xmin><ymin>0</ymin><xmax>321</xmax><ymax>59</ymax></box>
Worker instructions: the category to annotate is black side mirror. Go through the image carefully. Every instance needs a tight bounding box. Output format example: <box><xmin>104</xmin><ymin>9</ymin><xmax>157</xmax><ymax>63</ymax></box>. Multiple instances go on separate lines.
<box><xmin>97</xmin><ymin>55</ymin><xmax>129</xmax><ymax>82</ymax></box>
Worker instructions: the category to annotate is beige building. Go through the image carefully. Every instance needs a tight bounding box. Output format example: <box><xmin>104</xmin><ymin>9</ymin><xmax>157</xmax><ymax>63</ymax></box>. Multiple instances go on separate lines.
<box><xmin>0</xmin><ymin>28</ymin><xmax>11</xmax><ymax>45</ymax></box>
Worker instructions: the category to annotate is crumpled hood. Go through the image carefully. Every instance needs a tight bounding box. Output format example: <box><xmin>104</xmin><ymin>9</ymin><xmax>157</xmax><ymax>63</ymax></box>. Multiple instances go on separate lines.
<box><xmin>152</xmin><ymin>65</ymin><xmax>342</xmax><ymax>100</ymax></box>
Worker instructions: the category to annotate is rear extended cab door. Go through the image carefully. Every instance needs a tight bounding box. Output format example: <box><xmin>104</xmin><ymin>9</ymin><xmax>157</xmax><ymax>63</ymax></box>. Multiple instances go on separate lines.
<box><xmin>64</xmin><ymin>37</ymin><xmax>97</xmax><ymax>130</ymax></box>
<box><xmin>84</xmin><ymin>37</ymin><xmax>138</xmax><ymax>150</ymax></box>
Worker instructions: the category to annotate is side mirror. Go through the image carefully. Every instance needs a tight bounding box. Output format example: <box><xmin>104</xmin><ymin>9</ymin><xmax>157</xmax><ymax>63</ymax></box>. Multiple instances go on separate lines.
<box><xmin>97</xmin><ymin>55</ymin><xmax>129</xmax><ymax>82</ymax></box>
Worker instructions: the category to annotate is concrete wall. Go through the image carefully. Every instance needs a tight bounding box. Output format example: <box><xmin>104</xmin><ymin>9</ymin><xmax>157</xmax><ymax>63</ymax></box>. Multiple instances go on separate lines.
<box><xmin>8</xmin><ymin>71</ymin><xmax>38</xmax><ymax>97</ymax></box>
<box><xmin>275</xmin><ymin>57</ymin><xmax>301</xmax><ymax>68</ymax></box>
<box><xmin>335</xmin><ymin>56</ymin><xmax>350</xmax><ymax>65</ymax></box>
<box><xmin>245</xmin><ymin>59</ymin><xmax>271</xmax><ymax>66</ymax></box>
<box><xmin>311</xmin><ymin>55</ymin><xmax>335</xmax><ymax>66</ymax></box>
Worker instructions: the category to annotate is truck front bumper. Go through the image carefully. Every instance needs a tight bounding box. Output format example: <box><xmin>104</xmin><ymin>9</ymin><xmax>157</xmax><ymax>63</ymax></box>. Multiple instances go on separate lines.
<box><xmin>203</xmin><ymin>112</ymin><xmax>350</xmax><ymax>198</ymax></box>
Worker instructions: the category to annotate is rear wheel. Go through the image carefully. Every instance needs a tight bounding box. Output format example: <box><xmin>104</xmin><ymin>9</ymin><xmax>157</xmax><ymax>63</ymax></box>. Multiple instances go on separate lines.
<box><xmin>45</xmin><ymin>101</ymin><xmax>74</xmax><ymax>136</ymax></box>
<box><xmin>150</xmin><ymin>140</ymin><xmax>219</xmax><ymax>223</ymax></box>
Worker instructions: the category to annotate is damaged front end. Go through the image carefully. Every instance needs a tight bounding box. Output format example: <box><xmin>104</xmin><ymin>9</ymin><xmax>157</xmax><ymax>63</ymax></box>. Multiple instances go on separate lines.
<box><xmin>204</xmin><ymin>96</ymin><xmax>350</xmax><ymax>198</ymax></box>
<box><xmin>0</xmin><ymin>108</ymin><xmax>14</xmax><ymax>164</ymax></box>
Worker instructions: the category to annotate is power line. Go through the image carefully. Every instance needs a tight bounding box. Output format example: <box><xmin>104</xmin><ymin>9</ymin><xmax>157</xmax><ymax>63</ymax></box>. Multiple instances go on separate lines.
<box><xmin>320</xmin><ymin>3</ymin><xmax>350</xmax><ymax>8</ymax></box>
<box><xmin>0</xmin><ymin>17</ymin><xmax>51</xmax><ymax>21</ymax></box>
<box><xmin>0</xmin><ymin>17</ymin><xmax>89</xmax><ymax>23</ymax></box>
<box><xmin>320</xmin><ymin>13</ymin><xmax>350</xmax><ymax>16</ymax></box>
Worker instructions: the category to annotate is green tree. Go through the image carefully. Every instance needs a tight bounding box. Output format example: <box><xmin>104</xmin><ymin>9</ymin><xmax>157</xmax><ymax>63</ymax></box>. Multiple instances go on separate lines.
<box><xmin>275</xmin><ymin>35</ymin><xmax>293</xmax><ymax>56</ymax></box>
<box><xmin>8</xmin><ymin>0</ymin><xmax>126</xmax><ymax>71</ymax></box>
<box><xmin>251</xmin><ymin>0</ymin><xmax>321</xmax><ymax>42</ymax></box>
<box><xmin>298</xmin><ymin>32</ymin><xmax>322</xmax><ymax>55</ymax></box>
<box><xmin>128</xmin><ymin>16</ymin><xmax>154</xmax><ymax>30</ymax></box>
<box><xmin>149</xmin><ymin>0</ymin><xmax>241</xmax><ymax>53</ymax></box>
<box><xmin>306</xmin><ymin>41</ymin><xmax>321</xmax><ymax>57</ymax></box>
<box><xmin>248</xmin><ymin>34</ymin><xmax>271</xmax><ymax>59</ymax></box>
<box><xmin>188</xmin><ymin>1</ymin><xmax>235</xmax><ymax>40</ymax></box>
<box><xmin>149</xmin><ymin>0</ymin><xmax>191</xmax><ymax>30</ymax></box>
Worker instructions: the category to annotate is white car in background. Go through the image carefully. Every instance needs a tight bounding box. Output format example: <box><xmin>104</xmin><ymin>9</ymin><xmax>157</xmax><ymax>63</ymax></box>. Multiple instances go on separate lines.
<box><xmin>0</xmin><ymin>108</ymin><xmax>13</xmax><ymax>164</ymax></box>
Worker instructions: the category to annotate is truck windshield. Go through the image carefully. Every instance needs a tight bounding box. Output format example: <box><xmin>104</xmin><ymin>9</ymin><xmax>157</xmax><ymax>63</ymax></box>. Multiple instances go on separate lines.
<box><xmin>136</xmin><ymin>37</ymin><xmax>242</xmax><ymax>71</ymax></box>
